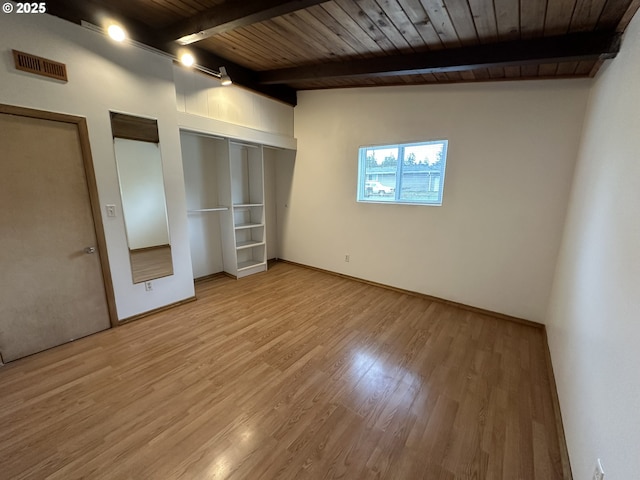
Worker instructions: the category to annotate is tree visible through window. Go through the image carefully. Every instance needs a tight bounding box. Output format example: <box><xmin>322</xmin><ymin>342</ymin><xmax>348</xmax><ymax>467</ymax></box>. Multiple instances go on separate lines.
<box><xmin>357</xmin><ymin>140</ymin><xmax>448</xmax><ymax>205</ymax></box>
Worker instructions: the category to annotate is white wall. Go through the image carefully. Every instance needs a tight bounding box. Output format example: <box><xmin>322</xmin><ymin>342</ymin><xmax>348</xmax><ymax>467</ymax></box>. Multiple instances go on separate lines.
<box><xmin>174</xmin><ymin>65</ymin><xmax>296</xmax><ymax>150</ymax></box>
<box><xmin>174</xmin><ymin>65</ymin><xmax>294</xmax><ymax>138</ymax></box>
<box><xmin>545</xmin><ymin>12</ymin><xmax>640</xmax><ymax>480</ymax></box>
<box><xmin>285</xmin><ymin>80</ymin><xmax>591</xmax><ymax>322</ymax></box>
<box><xmin>0</xmin><ymin>12</ymin><xmax>193</xmax><ymax>319</ymax></box>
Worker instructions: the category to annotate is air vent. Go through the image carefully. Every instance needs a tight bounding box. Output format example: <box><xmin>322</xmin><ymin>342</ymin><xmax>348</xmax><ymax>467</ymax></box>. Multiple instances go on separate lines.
<box><xmin>12</xmin><ymin>50</ymin><xmax>68</xmax><ymax>82</ymax></box>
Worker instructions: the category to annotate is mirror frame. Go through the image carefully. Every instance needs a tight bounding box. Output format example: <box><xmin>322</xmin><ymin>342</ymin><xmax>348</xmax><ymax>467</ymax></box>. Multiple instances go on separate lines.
<box><xmin>110</xmin><ymin>112</ymin><xmax>173</xmax><ymax>284</ymax></box>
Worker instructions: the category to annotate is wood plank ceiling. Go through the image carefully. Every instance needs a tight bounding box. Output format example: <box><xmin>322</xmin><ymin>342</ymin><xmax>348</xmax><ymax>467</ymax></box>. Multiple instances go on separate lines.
<box><xmin>47</xmin><ymin>0</ymin><xmax>639</xmax><ymax>105</ymax></box>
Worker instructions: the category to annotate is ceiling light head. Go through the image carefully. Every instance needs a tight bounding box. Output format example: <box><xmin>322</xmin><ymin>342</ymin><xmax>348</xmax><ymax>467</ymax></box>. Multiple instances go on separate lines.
<box><xmin>180</xmin><ymin>52</ymin><xmax>195</xmax><ymax>67</ymax></box>
<box><xmin>107</xmin><ymin>24</ymin><xmax>126</xmax><ymax>42</ymax></box>
<box><xmin>219</xmin><ymin>66</ymin><xmax>232</xmax><ymax>86</ymax></box>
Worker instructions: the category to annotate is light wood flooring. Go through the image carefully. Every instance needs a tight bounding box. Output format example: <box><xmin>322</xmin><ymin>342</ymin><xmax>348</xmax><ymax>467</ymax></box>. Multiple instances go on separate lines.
<box><xmin>0</xmin><ymin>262</ymin><xmax>567</xmax><ymax>479</ymax></box>
<box><xmin>129</xmin><ymin>245</ymin><xmax>174</xmax><ymax>284</ymax></box>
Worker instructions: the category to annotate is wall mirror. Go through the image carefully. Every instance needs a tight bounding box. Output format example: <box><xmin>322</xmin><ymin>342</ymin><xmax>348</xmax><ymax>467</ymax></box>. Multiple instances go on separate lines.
<box><xmin>110</xmin><ymin>112</ymin><xmax>173</xmax><ymax>283</ymax></box>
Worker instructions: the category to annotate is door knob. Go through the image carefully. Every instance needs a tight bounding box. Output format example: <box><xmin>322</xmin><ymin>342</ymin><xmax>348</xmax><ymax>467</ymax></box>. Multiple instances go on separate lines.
<box><xmin>84</xmin><ymin>246</ymin><xmax>96</xmax><ymax>254</ymax></box>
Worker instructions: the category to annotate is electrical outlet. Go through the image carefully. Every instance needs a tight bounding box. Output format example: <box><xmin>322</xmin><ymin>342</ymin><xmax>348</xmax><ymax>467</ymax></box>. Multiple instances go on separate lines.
<box><xmin>345</xmin><ymin>254</ymin><xmax>350</xmax><ymax>263</ymax></box>
<box><xmin>593</xmin><ymin>459</ymin><xmax>605</xmax><ymax>480</ymax></box>
<box><xmin>144</xmin><ymin>281</ymin><xmax>152</xmax><ymax>292</ymax></box>
<box><xmin>106</xmin><ymin>204</ymin><xmax>116</xmax><ymax>217</ymax></box>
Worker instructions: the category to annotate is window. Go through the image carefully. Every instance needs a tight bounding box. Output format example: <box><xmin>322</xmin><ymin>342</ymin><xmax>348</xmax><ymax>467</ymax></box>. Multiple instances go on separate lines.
<box><xmin>357</xmin><ymin>140</ymin><xmax>448</xmax><ymax>205</ymax></box>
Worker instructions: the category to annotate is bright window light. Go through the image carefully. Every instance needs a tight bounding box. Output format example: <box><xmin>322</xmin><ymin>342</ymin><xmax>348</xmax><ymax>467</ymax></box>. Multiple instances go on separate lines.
<box><xmin>357</xmin><ymin>140</ymin><xmax>449</xmax><ymax>206</ymax></box>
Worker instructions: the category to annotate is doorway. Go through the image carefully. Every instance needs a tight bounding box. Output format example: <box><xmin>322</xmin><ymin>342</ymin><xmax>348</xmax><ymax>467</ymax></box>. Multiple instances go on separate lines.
<box><xmin>0</xmin><ymin>104</ymin><xmax>116</xmax><ymax>362</ymax></box>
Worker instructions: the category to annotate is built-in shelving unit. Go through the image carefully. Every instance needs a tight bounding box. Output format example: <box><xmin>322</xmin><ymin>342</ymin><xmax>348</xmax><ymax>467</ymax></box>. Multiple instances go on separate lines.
<box><xmin>227</xmin><ymin>141</ymin><xmax>266</xmax><ymax>278</ymax></box>
<box><xmin>182</xmin><ymin>131</ymin><xmax>269</xmax><ymax>280</ymax></box>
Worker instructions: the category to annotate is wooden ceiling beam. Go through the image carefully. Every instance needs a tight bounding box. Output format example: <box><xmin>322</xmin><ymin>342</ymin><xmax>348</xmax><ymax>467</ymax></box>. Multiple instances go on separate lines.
<box><xmin>164</xmin><ymin>0</ymin><xmax>330</xmax><ymax>45</ymax></box>
<box><xmin>258</xmin><ymin>31</ymin><xmax>622</xmax><ymax>84</ymax></box>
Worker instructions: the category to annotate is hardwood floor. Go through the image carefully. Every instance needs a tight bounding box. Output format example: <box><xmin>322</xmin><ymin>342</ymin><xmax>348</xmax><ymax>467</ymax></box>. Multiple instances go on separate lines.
<box><xmin>0</xmin><ymin>262</ymin><xmax>567</xmax><ymax>479</ymax></box>
<box><xmin>129</xmin><ymin>245</ymin><xmax>174</xmax><ymax>284</ymax></box>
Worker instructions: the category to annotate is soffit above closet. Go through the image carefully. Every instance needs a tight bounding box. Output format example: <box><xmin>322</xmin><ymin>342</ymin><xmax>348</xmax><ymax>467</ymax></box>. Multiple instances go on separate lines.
<box><xmin>47</xmin><ymin>0</ymin><xmax>639</xmax><ymax>105</ymax></box>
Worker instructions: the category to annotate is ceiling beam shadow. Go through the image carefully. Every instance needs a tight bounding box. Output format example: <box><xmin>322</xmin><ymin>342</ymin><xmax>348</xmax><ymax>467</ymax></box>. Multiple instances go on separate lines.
<box><xmin>258</xmin><ymin>32</ymin><xmax>622</xmax><ymax>84</ymax></box>
<box><xmin>164</xmin><ymin>0</ymin><xmax>330</xmax><ymax>45</ymax></box>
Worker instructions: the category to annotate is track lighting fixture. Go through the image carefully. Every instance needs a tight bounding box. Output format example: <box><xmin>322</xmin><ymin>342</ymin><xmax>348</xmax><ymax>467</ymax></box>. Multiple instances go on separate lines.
<box><xmin>219</xmin><ymin>66</ymin><xmax>232</xmax><ymax>86</ymax></box>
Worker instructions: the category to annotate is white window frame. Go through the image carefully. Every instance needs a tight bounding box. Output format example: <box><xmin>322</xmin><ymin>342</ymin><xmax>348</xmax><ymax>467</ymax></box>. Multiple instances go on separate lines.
<box><xmin>357</xmin><ymin>139</ymin><xmax>449</xmax><ymax>206</ymax></box>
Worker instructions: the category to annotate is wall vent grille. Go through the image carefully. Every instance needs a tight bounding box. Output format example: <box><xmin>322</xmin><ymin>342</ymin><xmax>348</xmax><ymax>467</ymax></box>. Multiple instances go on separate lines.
<box><xmin>12</xmin><ymin>50</ymin><xmax>68</xmax><ymax>82</ymax></box>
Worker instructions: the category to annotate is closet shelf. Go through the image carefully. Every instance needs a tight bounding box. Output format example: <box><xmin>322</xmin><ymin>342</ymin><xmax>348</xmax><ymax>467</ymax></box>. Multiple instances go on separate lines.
<box><xmin>237</xmin><ymin>260</ymin><xmax>266</xmax><ymax>271</ymax></box>
<box><xmin>234</xmin><ymin>222</ymin><xmax>264</xmax><ymax>230</ymax></box>
<box><xmin>236</xmin><ymin>240</ymin><xmax>265</xmax><ymax>250</ymax></box>
<box><xmin>188</xmin><ymin>207</ymin><xmax>228</xmax><ymax>213</ymax></box>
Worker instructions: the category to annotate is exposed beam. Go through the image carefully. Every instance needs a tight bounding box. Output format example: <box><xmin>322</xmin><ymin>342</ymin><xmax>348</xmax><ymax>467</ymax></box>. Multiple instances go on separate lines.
<box><xmin>45</xmin><ymin>0</ymin><xmax>297</xmax><ymax>105</ymax></box>
<box><xmin>164</xmin><ymin>0</ymin><xmax>330</xmax><ymax>45</ymax></box>
<box><xmin>258</xmin><ymin>31</ymin><xmax>622</xmax><ymax>84</ymax></box>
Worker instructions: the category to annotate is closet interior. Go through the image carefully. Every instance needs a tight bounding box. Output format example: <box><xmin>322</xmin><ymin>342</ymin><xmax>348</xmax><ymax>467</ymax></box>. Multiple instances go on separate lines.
<box><xmin>180</xmin><ymin>131</ymin><xmax>292</xmax><ymax>280</ymax></box>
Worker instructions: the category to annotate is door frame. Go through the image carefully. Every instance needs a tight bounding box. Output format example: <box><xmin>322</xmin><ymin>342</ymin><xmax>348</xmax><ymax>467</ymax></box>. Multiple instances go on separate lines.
<box><xmin>1</xmin><ymin>103</ymin><xmax>118</xmax><ymax>328</ymax></box>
